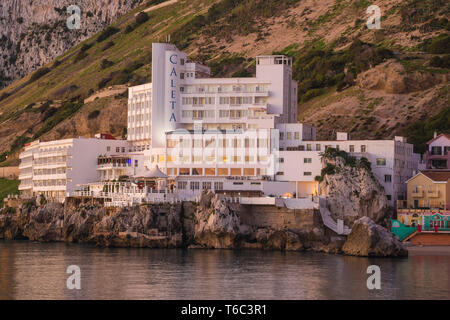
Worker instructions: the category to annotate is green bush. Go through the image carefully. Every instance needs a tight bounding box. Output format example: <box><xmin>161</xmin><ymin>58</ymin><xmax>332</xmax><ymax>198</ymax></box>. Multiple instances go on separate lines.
<box><xmin>102</xmin><ymin>41</ymin><xmax>115</xmax><ymax>51</ymax></box>
<box><xmin>430</xmin><ymin>55</ymin><xmax>450</xmax><ymax>68</ymax></box>
<box><xmin>30</xmin><ymin>67</ymin><xmax>50</xmax><ymax>82</ymax></box>
<box><xmin>424</xmin><ymin>34</ymin><xmax>450</xmax><ymax>54</ymax></box>
<box><xmin>88</xmin><ymin>110</ymin><xmax>101</xmax><ymax>119</ymax></box>
<box><xmin>100</xmin><ymin>58</ymin><xmax>114</xmax><ymax>69</ymax></box>
<box><xmin>135</xmin><ymin>12</ymin><xmax>149</xmax><ymax>25</ymax></box>
<box><xmin>97</xmin><ymin>26</ymin><xmax>119</xmax><ymax>42</ymax></box>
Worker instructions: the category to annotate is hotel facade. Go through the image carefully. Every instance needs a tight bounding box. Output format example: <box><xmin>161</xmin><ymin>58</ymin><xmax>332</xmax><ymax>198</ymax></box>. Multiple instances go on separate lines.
<box><xmin>18</xmin><ymin>43</ymin><xmax>421</xmax><ymax>207</ymax></box>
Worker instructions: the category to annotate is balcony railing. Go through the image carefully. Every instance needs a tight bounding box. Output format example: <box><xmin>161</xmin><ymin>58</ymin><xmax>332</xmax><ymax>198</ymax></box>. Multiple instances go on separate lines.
<box><xmin>412</xmin><ymin>190</ymin><xmax>423</xmax><ymax>197</ymax></box>
<box><xmin>427</xmin><ymin>190</ymin><xmax>439</xmax><ymax>198</ymax></box>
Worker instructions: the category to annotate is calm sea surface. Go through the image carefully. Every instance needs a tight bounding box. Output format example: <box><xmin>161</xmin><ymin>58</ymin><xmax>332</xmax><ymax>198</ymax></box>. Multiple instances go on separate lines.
<box><xmin>0</xmin><ymin>241</ymin><xmax>449</xmax><ymax>300</ymax></box>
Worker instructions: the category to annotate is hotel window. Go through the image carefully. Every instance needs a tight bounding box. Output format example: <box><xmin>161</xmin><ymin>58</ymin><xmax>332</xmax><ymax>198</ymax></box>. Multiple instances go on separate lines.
<box><xmin>280</xmin><ymin>132</ymin><xmax>284</xmax><ymax>140</ymax></box>
<box><xmin>179</xmin><ymin>168</ymin><xmax>190</xmax><ymax>176</ymax></box>
<box><xmin>243</xmin><ymin>96</ymin><xmax>253</xmax><ymax>104</ymax></box>
<box><xmin>349</xmin><ymin>145</ymin><xmax>355</xmax><ymax>153</ymax></box>
<box><xmin>177</xmin><ymin>181</ymin><xmax>187</xmax><ymax>190</ymax></box>
<box><xmin>218</xmin><ymin>168</ymin><xmax>228</xmax><ymax>175</ymax></box>
<box><xmin>294</xmin><ymin>132</ymin><xmax>300</xmax><ymax>140</ymax></box>
<box><xmin>116</xmin><ymin>147</ymin><xmax>120</xmax><ymax>153</ymax></box>
<box><xmin>107</xmin><ymin>146</ymin><xmax>111</xmax><ymax>152</ymax></box>
<box><xmin>192</xmin><ymin>168</ymin><xmax>203</xmax><ymax>176</ymax></box>
<box><xmin>219</xmin><ymin>110</ymin><xmax>230</xmax><ymax>118</ymax></box>
<box><xmin>376</xmin><ymin>158</ymin><xmax>386</xmax><ymax>166</ymax></box>
<box><xmin>219</xmin><ymin>97</ymin><xmax>230</xmax><ymax>105</ymax></box>
<box><xmin>244</xmin><ymin>168</ymin><xmax>255</xmax><ymax>176</ymax></box>
<box><xmin>316</xmin><ymin>144</ymin><xmax>321</xmax><ymax>151</ymax></box>
<box><xmin>431</xmin><ymin>146</ymin><xmax>442</xmax><ymax>155</ymax></box>
<box><xmin>385</xmin><ymin>175</ymin><xmax>392</xmax><ymax>182</ymax></box>
<box><xmin>279</xmin><ymin>158</ymin><xmax>284</xmax><ymax>163</ymax></box>
<box><xmin>307</xmin><ymin>144</ymin><xmax>312</xmax><ymax>151</ymax></box>
<box><xmin>189</xmin><ymin>181</ymin><xmax>200</xmax><ymax>190</ymax></box>
<box><xmin>231</xmin><ymin>168</ymin><xmax>242</xmax><ymax>176</ymax></box>
<box><xmin>304</xmin><ymin>172</ymin><xmax>312</xmax><ymax>176</ymax></box>
<box><xmin>287</xmin><ymin>132</ymin><xmax>292</xmax><ymax>140</ymax></box>
<box><xmin>304</xmin><ymin>158</ymin><xmax>312</xmax><ymax>164</ymax></box>
<box><xmin>276</xmin><ymin>172</ymin><xmax>284</xmax><ymax>176</ymax></box>
<box><xmin>202</xmin><ymin>182</ymin><xmax>212</xmax><ymax>190</ymax></box>
<box><xmin>180</xmin><ymin>58</ymin><xmax>185</xmax><ymax>65</ymax></box>
<box><xmin>361</xmin><ymin>145</ymin><xmax>366</xmax><ymax>152</ymax></box>
<box><xmin>214</xmin><ymin>182</ymin><xmax>224</xmax><ymax>190</ymax></box>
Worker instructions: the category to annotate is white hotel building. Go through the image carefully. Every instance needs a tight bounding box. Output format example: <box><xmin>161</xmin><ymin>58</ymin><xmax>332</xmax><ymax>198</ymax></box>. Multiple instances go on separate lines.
<box><xmin>18</xmin><ymin>43</ymin><xmax>420</xmax><ymax>207</ymax></box>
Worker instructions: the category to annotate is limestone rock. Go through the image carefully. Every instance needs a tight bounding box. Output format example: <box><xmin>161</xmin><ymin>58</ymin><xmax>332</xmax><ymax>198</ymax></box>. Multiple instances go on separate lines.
<box><xmin>194</xmin><ymin>191</ymin><xmax>242</xmax><ymax>248</ymax></box>
<box><xmin>342</xmin><ymin>217</ymin><xmax>408</xmax><ymax>257</ymax></box>
<box><xmin>358</xmin><ymin>60</ymin><xmax>448</xmax><ymax>94</ymax></box>
<box><xmin>319</xmin><ymin>155</ymin><xmax>389</xmax><ymax>226</ymax></box>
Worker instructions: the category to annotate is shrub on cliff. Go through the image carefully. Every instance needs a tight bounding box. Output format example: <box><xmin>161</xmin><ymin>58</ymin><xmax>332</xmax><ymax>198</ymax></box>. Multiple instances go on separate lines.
<box><xmin>97</xmin><ymin>27</ymin><xmax>119</xmax><ymax>42</ymax></box>
<box><xmin>30</xmin><ymin>67</ymin><xmax>50</xmax><ymax>82</ymax></box>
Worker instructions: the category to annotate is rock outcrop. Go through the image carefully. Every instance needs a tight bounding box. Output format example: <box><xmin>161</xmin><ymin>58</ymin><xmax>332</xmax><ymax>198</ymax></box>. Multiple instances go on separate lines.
<box><xmin>357</xmin><ymin>60</ymin><xmax>449</xmax><ymax>94</ymax></box>
<box><xmin>193</xmin><ymin>191</ymin><xmax>244</xmax><ymax>249</ymax></box>
<box><xmin>342</xmin><ymin>217</ymin><xmax>408</xmax><ymax>257</ymax></box>
<box><xmin>319</xmin><ymin>154</ymin><xmax>389</xmax><ymax>226</ymax></box>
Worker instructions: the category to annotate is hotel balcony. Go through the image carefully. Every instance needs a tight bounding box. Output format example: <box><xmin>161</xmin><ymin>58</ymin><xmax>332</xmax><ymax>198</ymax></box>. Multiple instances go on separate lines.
<box><xmin>411</xmin><ymin>190</ymin><xmax>423</xmax><ymax>197</ymax></box>
<box><xmin>18</xmin><ymin>183</ymin><xmax>33</xmax><ymax>191</ymax></box>
<box><xmin>18</xmin><ymin>173</ymin><xmax>32</xmax><ymax>180</ymax></box>
<box><xmin>19</xmin><ymin>161</ymin><xmax>33</xmax><ymax>170</ymax></box>
<box><xmin>427</xmin><ymin>190</ymin><xmax>440</xmax><ymax>198</ymax></box>
<box><xmin>425</xmin><ymin>151</ymin><xmax>449</xmax><ymax>169</ymax></box>
<box><xmin>34</xmin><ymin>149</ymin><xmax>68</xmax><ymax>159</ymax></box>
<box><xmin>181</xmin><ymin>89</ymin><xmax>269</xmax><ymax>96</ymax></box>
<box><xmin>19</xmin><ymin>150</ymin><xmax>34</xmax><ymax>159</ymax></box>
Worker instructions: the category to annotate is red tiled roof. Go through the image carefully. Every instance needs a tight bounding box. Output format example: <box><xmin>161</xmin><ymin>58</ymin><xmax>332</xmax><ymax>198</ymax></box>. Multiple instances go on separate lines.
<box><xmin>421</xmin><ymin>171</ymin><xmax>450</xmax><ymax>182</ymax></box>
<box><xmin>427</xmin><ymin>133</ymin><xmax>450</xmax><ymax>145</ymax></box>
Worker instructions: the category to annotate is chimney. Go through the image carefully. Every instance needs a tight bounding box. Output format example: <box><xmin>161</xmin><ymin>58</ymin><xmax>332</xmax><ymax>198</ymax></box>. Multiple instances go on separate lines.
<box><xmin>434</xmin><ymin>131</ymin><xmax>437</xmax><ymax>139</ymax></box>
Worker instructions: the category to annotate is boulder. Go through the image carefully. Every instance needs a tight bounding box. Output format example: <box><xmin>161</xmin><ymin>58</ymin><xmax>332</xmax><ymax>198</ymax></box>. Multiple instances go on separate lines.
<box><xmin>342</xmin><ymin>217</ymin><xmax>408</xmax><ymax>257</ymax></box>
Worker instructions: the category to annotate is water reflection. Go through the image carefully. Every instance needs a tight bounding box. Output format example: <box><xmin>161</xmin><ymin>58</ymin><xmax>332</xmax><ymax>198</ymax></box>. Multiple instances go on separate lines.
<box><xmin>0</xmin><ymin>241</ymin><xmax>449</xmax><ymax>300</ymax></box>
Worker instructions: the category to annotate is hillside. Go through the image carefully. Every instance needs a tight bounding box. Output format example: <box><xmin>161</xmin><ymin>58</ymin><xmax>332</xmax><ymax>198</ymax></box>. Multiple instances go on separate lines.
<box><xmin>0</xmin><ymin>0</ymin><xmax>449</xmax><ymax>166</ymax></box>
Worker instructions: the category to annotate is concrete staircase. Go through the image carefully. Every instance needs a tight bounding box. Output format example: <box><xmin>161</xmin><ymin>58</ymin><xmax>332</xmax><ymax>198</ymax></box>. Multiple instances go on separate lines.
<box><xmin>318</xmin><ymin>197</ymin><xmax>351</xmax><ymax>235</ymax></box>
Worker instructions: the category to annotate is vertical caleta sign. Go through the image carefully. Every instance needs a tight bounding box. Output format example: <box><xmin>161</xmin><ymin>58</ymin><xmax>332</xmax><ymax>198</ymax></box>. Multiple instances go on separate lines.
<box><xmin>165</xmin><ymin>51</ymin><xmax>179</xmax><ymax>132</ymax></box>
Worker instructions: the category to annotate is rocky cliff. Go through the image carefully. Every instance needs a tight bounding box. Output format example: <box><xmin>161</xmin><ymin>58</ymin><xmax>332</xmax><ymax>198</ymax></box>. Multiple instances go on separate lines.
<box><xmin>0</xmin><ymin>191</ymin><xmax>407</xmax><ymax>256</ymax></box>
<box><xmin>318</xmin><ymin>151</ymin><xmax>389</xmax><ymax>226</ymax></box>
<box><xmin>0</xmin><ymin>193</ymin><xmax>339</xmax><ymax>253</ymax></box>
<box><xmin>0</xmin><ymin>0</ymin><xmax>145</xmax><ymax>88</ymax></box>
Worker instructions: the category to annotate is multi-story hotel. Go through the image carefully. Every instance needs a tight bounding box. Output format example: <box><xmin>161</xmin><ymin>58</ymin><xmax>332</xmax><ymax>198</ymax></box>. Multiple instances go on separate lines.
<box><xmin>18</xmin><ymin>134</ymin><xmax>138</xmax><ymax>202</ymax></box>
<box><xmin>18</xmin><ymin>42</ymin><xmax>421</xmax><ymax>208</ymax></box>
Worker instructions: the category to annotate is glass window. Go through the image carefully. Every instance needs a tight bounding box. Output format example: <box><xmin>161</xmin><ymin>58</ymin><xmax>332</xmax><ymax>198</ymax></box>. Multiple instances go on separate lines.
<box><xmin>376</xmin><ymin>158</ymin><xmax>386</xmax><ymax>166</ymax></box>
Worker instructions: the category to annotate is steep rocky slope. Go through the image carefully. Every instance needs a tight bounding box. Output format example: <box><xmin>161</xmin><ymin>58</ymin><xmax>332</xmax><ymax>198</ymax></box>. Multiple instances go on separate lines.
<box><xmin>0</xmin><ymin>0</ymin><xmax>146</xmax><ymax>89</ymax></box>
<box><xmin>0</xmin><ymin>0</ymin><xmax>448</xmax><ymax>165</ymax></box>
